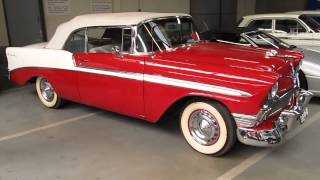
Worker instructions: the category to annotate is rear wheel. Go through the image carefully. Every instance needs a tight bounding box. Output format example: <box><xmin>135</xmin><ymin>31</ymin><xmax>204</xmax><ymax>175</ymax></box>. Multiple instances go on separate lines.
<box><xmin>180</xmin><ymin>100</ymin><xmax>236</xmax><ymax>156</ymax></box>
<box><xmin>36</xmin><ymin>77</ymin><xmax>64</xmax><ymax>108</ymax></box>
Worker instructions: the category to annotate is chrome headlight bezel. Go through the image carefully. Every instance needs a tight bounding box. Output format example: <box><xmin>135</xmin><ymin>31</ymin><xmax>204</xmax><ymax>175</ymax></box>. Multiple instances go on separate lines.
<box><xmin>297</xmin><ymin>60</ymin><xmax>303</xmax><ymax>71</ymax></box>
<box><xmin>268</xmin><ymin>81</ymin><xmax>279</xmax><ymax>100</ymax></box>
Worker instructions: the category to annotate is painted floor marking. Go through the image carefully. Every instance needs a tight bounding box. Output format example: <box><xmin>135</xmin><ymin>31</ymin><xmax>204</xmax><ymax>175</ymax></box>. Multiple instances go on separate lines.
<box><xmin>0</xmin><ymin>85</ymin><xmax>31</xmax><ymax>94</ymax></box>
<box><xmin>216</xmin><ymin>110</ymin><xmax>320</xmax><ymax>180</ymax></box>
<box><xmin>0</xmin><ymin>112</ymin><xmax>100</xmax><ymax>143</ymax></box>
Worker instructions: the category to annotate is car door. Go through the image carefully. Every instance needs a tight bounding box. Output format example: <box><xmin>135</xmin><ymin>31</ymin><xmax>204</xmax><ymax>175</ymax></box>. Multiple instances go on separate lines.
<box><xmin>273</xmin><ymin>18</ymin><xmax>313</xmax><ymax>47</ymax></box>
<box><xmin>72</xmin><ymin>27</ymin><xmax>145</xmax><ymax>118</ymax></box>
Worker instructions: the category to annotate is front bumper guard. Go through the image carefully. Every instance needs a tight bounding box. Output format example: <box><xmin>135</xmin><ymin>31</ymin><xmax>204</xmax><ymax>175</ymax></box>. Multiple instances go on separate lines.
<box><xmin>237</xmin><ymin>89</ymin><xmax>313</xmax><ymax>147</ymax></box>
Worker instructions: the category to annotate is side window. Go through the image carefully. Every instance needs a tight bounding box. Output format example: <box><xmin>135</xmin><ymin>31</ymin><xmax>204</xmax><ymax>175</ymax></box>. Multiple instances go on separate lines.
<box><xmin>275</xmin><ymin>19</ymin><xmax>306</xmax><ymax>33</ymax></box>
<box><xmin>136</xmin><ymin>25</ymin><xmax>154</xmax><ymax>53</ymax></box>
<box><xmin>122</xmin><ymin>28</ymin><xmax>132</xmax><ymax>53</ymax></box>
<box><xmin>87</xmin><ymin>27</ymin><xmax>122</xmax><ymax>53</ymax></box>
<box><xmin>248</xmin><ymin>19</ymin><xmax>272</xmax><ymax>30</ymax></box>
<box><xmin>64</xmin><ymin>29</ymin><xmax>86</xmax><ymax>53</ymax></box>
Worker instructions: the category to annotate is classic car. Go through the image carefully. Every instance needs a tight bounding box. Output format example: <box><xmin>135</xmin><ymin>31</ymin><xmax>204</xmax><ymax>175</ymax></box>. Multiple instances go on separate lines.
<box><xmin>238</xmin><ymin>13</ymin><xmax>320</xmax><ymax>51</ymax></box>
<box><xmin>201</xmin><ymin>28</ymin><xmax>320</xmax><ymax>96</ymax></box>
<box><xmin>6</xmin><ymin>12</ymin><xmax>313</xmax><ymax>156</ymax></box>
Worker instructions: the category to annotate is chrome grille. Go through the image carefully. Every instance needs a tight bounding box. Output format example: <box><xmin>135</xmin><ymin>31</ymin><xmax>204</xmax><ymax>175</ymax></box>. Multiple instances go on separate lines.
<box><xmin>265</xmin><ymin>88</ymin><xmax>296</xmax><ymax>118</ymax></box>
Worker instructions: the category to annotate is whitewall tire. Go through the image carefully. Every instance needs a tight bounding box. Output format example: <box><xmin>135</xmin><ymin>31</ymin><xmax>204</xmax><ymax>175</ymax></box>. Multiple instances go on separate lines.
<box><xmin>36</xmin><ymin>77</ymin><xmax>63</xmax><ymax>108</ymax></box>
<box><xmin>180</xmin><ymin>100</ymin><xmax>236</xmax><ymax>156</ymax></box>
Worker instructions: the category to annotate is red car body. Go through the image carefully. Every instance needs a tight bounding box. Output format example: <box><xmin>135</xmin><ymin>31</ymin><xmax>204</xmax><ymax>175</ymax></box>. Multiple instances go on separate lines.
<box><xmin>6</xmin><ymin>12</ymin><xmax>313</xmax><ymax>155</ymax></box>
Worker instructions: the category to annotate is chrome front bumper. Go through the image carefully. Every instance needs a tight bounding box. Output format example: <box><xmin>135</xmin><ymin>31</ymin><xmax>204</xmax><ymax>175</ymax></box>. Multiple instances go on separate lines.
<box><xmin>237</xmin><ymin>89</ymin><xmax>313</xmax><ymax>147</ymax></box>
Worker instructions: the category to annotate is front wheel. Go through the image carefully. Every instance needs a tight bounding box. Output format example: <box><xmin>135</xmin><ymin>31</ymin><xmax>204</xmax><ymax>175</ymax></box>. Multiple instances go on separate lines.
<box><xmin>36</xmin><ymin>77</ymin><xmax>64</xmax><ymax>108</ymax></box>
<box><xmin>180</xmin><ymin>100</ymin><xmax>236</xmax><ymax>156</ymax></box>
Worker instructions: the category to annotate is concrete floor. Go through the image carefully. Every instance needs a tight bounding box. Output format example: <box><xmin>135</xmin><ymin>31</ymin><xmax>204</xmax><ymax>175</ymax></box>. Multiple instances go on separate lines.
<box><xmin>1</xmin><ymin>49</ymin><xmax>320</xmax><ymax>179</ymax></box>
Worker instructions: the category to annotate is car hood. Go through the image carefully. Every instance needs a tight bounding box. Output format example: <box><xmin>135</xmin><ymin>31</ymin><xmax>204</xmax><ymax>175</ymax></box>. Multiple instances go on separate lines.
<box><xmin>162</xmin><ymin>42</ymin><xmax>293</xmax><ymax>76</ymax></box>
<box><xmin>156</xmin><ymin>42</ymin><xmax>295</xmax><ymax>94</ymax></box>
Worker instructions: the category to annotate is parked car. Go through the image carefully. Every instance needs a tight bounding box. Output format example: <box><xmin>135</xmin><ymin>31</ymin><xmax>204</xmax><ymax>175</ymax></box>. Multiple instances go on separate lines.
<box><xmin>238</xmin><ymin>13</ymin><xmax>320</xmax><ymax>51</ymax></box>
<box><xmin>6</xmin><ymin>12</ymin><xmax>312</xmax><ymax>156</ymax></box>
<box><xmin>201</xmin><ymin>29</ymin><xmax>320</xmax><ymax>96</ymax></box>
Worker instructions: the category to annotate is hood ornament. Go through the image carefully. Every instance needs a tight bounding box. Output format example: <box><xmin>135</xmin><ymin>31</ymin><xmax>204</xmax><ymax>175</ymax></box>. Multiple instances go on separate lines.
<box><xmin>265</xmin><ymin>50</ymin><xmax>278</xmax><ymax>58</ymax></box>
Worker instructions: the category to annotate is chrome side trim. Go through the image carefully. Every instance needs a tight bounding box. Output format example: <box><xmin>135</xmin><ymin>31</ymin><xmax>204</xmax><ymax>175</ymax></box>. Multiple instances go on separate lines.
<box><xmin>143</xmin><ymin>74</ymin><xmax>252</xmax><ymax>97</ymax></box>
<box><xmin>76</xmin><ymin>67</ymin><xmax>144</xmax><ymax>81</ymax></box>
<box><xmin>11</xmin><ymin>66</ymin><xmax>253</xmax><ymax>98</ymax></box>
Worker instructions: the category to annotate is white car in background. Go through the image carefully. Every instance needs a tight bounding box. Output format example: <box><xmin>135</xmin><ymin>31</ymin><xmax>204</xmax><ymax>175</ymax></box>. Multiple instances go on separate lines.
<box><xmin>238</xmin><ymin>13</ymin><xmax>320</xmax><ymax>51</ymax></box>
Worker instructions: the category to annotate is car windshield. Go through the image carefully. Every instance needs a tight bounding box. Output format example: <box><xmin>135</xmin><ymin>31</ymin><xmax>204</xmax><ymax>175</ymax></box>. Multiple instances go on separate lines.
<box><xmin>307</xmin><ymin>15</ymin><xmax>320</xmax><ymax>24</ymax></box>
<box><xmin>299</xmin><ymin>15</ymin><xmax>320</xmax><ymax>32</ymax></box>
<box><xmin>135</xmin><ymin>17</ymin><xmax>199</xmax><ymax>53</ymax></box>
<box><xmin>244</xmin><ymin>31</ymin><xmax>293</xmax><ymax>50</ymax></box>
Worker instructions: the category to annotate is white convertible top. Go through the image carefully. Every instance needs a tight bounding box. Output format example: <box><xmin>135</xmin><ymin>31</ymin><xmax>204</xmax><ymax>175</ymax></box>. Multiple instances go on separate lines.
<box><xmin>46</xmin><ymin>12</ymin><xmax>190</xmax><ymax>49</ymax></box>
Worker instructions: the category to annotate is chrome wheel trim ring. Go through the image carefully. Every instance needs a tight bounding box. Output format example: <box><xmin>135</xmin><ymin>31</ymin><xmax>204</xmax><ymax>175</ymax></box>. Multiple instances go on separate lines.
<box><xmin>188</xmin><ymin>109</ymin><xmax>220</xmax><ymax>146</ymax></box>
<box><xmin>39</xmin><ymin>79</ymin><xmax>55</xmax><ymax>102</ymax></box>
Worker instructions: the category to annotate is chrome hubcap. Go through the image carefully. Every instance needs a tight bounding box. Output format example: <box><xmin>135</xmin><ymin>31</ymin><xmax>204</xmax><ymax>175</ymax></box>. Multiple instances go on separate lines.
<box><xmin>39</xmin><ymin>79</ymin><xmax>54</xmax><ymax>102</ymax></box>
<box><xmin>188</xmin><ymin>110</ymin><xmax>220</xmax><ymax>146</ymax></box>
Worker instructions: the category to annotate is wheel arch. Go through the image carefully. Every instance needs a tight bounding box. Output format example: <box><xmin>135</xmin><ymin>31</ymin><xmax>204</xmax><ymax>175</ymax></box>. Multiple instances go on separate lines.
<box><xmin>298</xmin><ymin>69</ymin><xmax>308</xmax><ymax>90</ymax></box>
<box><xmin>10</xmin><ymin>68</ymin><xmax>42</xmax><ymax>86</ymax></box>
<box><xmin>156</xmin><ymin>94</ymin><xmax>233</xmax><ymax>124</ymax></box>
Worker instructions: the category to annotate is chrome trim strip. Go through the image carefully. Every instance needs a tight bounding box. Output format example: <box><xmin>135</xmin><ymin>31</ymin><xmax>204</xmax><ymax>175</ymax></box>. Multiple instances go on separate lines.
<box><xmin>76</xmin><ymin>67</ymin><xmax>144</xmax><ymax>81</ymax></box>
<box><xmin>11</xmin><ymin>66</ymin><xmax>253</xmax><ymax>97</ymax></box>
<box><xmin>233</xmin><ymin>113</ymin><xmax>260</xmax><ymax>127</ymax></box>
<box><xmin>144</xmin><ymin>74</ymin><xmax>252</xmax><ymax>97</ymax></box>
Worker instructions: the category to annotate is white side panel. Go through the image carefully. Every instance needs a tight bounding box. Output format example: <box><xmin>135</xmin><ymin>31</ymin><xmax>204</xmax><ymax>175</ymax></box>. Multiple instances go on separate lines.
<box><xmin>6</xmin><ymin>47</ymin><xmax>74</xmax><ymax>72</ymax></box>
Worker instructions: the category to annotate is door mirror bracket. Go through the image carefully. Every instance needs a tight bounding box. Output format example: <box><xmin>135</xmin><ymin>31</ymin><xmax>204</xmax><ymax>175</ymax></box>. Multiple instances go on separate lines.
<box><xmin>112</xmin><ymin>46</ymin><xmax>123</xmax><ymax>58</ymax></box>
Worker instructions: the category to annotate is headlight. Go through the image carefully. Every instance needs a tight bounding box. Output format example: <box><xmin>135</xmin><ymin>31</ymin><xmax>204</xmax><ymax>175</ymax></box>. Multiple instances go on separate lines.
<box><xmin>268</xmin><ymin>82</ymin><xmax>279</xmax><ymax>100</ymax></box>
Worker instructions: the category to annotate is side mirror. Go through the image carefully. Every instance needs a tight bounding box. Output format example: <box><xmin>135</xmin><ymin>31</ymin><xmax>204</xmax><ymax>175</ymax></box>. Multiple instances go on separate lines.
<box><xmin>111</xmin><ymin>46</ymin><xmax>122</xmax><ymax>57</ymax></box>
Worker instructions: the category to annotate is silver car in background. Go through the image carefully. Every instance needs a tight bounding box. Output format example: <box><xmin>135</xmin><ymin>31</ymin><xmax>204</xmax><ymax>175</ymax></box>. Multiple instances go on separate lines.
<box><xmin>202</xmin><ymin>29</ymin><xmax>320</xmax><ymax>96</ymax></box>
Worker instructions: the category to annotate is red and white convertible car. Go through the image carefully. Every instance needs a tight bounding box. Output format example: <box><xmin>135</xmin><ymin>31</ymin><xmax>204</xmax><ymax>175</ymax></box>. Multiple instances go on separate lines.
<box><xmin>6</xmin><ymin>12</ymin><xmax>312</xmax><ymax>156</ymax></box>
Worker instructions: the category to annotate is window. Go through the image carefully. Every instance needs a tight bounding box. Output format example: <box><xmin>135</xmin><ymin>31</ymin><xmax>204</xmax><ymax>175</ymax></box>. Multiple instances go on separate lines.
<box><xmin>275</xmin><ymin>19</ymin><xmax>306</xmax><ymax>33</ymax></box>
<box><xmin>299</xmin><ymin>15</ymin><xmax>320</xmax><ymax>32</ymax></box>
<box><xmin>64</xmin><ymin>27</ymin><xmax>132</xmax><ymax>53</ymax></box>
<box><xmin>245</xmin><ymin>31</ymin><xmax>292</xmax><ymax>50</ymax></box>
<box><xmin>87</xmin><ymin>27</ymin><xmax>123</xmax><ymax>53</ymax></box>
<box><xmin>122</xmin><ymin>28</ymin><xmax>132</xmax><ymax>52</ymax></box>
<box><xmin>248</xmin><ymin>19</ymin><xmax>272</xmax><ymax>30</ymax></box>
<box><xmin>64</xmin><ymin>29</ymin><xmax>86</xmax><ymax>53</ymax></box>
<box><xmin>135</xmin><ymin>17</ymin><xmax>198</xmax><ymax>53</ymax></box>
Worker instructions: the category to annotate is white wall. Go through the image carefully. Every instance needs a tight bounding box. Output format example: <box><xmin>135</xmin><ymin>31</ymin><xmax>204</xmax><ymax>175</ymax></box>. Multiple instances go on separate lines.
<box><xmin>140</xmin><ymin>0</ymin><xmax>190</xmax><ymax>13</ymax></box>
<box><xmin>237</xmin><ymin>0</ymin><xmax>256</xmax><ymax>20</ymax></box>
<box><xmin>0</xmin><ymin>0</ymin><xmax>9</xmax><ymax>46</ymax></box>
<box><xmin>256</xmin><ymin>0</ymin><xmax>306</xmax><ymax>13</ymax></box>
<box><xmin>43</xmin><ymin>0</ymin><xmax>107</xmax><ymax>39</ymax></box>
<box><xmin>191</xmin><ymin>0</ymin><xmax>238</xmax><ymax>31</ymax></box>
<box><xmin>43</xmin><ymin>0</ymin><xmax>190</xmax><ymax>39</ymax></box>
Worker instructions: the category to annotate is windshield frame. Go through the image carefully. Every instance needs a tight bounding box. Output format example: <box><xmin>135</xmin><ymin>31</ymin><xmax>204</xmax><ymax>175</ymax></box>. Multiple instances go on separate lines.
<box><xmin>298</xmin><ymin>15</ymin><xmax>320</xmax><ymax>32</ymax></box>
<box><xmin>133</xmin><ymin>16</ymin><xmax>200</xmax><ymax>55</ymax></box>
<box><xmin>242</xmin><ymin>30</ymin><xmax>293</xmax><ymax>50</ymax></box>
